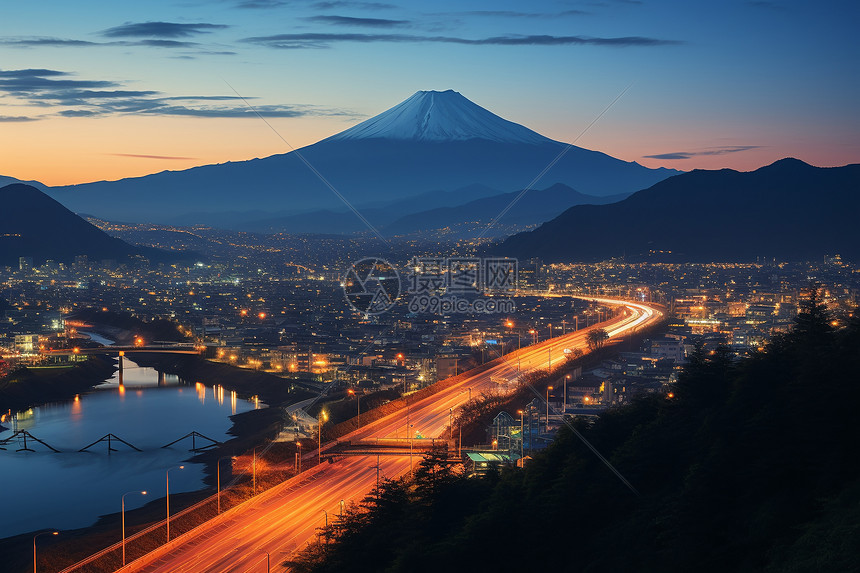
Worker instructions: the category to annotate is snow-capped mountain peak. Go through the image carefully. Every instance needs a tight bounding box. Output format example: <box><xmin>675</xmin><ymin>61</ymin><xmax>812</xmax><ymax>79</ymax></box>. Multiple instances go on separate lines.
<box><xmin>326</xmin><ymin>90</ymin><xmax>555</xmax><ymax>145</ymax></box>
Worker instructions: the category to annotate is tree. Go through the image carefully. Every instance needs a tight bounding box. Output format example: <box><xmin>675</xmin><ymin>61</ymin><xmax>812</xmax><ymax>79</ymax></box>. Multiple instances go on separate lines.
<box><xmin>586</xmin><ymin>328</ymin><xmax>609</xmax><ymax>350</ymax></box>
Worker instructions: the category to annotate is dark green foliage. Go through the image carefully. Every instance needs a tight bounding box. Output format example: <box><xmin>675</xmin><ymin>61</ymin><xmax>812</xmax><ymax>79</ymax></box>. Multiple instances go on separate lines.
<box><xmin>292</xmin><ymin>297</ymin><xmax>860</xmax><ymax>572</ymax></box>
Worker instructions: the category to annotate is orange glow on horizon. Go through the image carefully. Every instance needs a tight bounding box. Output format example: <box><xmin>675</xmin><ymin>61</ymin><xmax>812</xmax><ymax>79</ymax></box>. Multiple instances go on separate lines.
<box><xmin>0</xmin><ymin>114</ymin><xmax>343</xmax><ymax>186</ymax></box>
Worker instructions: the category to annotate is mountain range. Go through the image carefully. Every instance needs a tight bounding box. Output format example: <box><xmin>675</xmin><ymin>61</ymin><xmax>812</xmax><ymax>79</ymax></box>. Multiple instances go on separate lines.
<box><xmin>498</xmin><ymin>158</ymin><xmax>860</xmax><ymax>262</ymax></box>
<box><xmin>0</xmin><ymin>184</ymin><xmax>175</xmax><ymax>267</ymax></box>
<box><xmin>39</xmin><ymin>90</ymin><xmax>678</xmax><ymax>230</ymax></box>
<box><xmin>240</xmin><ymin>182</ymin><xmax>627</xmax><ymax>236</ymax></box>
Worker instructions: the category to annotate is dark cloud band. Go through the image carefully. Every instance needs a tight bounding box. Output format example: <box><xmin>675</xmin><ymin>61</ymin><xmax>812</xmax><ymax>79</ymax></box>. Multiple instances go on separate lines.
<box><xmin>304</xmin><ymin>15</ymin><xmax>409</xmax><ymax>27</ymax></box>
<box><xmin>100</xmin><ymin>22</ymin><xmax>228</xmax><ymax>38</ymax></box>
<box><xmin>242</xmin><ymin>32</ymin><xmax>678</xmax><ymax>49</ymax></box>
<box><xmin>644</xmin><ymin>146</ymin><xmax>762</xmax><ymax>160</ymax></box>
<box><xmin>0</xmin><ymin>68</ymin><xmax>359</xmax><ymax>120</ymax></box>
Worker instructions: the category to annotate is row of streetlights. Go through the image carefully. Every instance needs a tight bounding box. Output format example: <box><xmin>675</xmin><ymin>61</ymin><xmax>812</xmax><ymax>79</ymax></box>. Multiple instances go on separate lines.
<box><xmin>34</xmin><ymin>464</ymin><xmax>185</xmax><ymax>572</ymax></box>
<box><xmin>37</xmin><ymin>449</ymin><xmax>288</xmax><ymax>571</ymax></box>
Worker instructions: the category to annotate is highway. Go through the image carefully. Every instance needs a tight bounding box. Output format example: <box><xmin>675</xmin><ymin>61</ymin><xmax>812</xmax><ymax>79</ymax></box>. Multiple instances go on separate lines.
<box><xmin>118</xmin><ymin>298</ymin><xmax>661</xmax><ymax>573</ymax></box>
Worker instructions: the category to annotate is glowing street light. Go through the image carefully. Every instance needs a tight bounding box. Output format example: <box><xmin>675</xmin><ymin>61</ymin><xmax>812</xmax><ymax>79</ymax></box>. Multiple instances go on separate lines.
<box><xmin>252</xmin><ymin>447</ymin><xmax>258</xmax><ymax>495</ymax></box>
<box><xmin>33</xmin><ymin>531</ymin><xmax>58</xmax><ymax>573</ymax></box>
<box><xmin>216</xmin><ymin>456</ymin><xmax>233</xmax><ymax>514</ymax></box>
<box><xmin>546</xmin><ymin>386</ymin><xmax>554</xmax><ymax>429</ymax></box>
<box><xmin>409</xmin><ymin>423</ymin><xmax>415</xmax><ymax>476</ymax></box>
<box><xmin>318</xmin><ymin>411</ymin><xmax>328</xmax><ymax>465</ymax></box>
<box><xmin>348</xmin><ymin>388</ymin><xmax>360</xmax><ymax>428</ymax></box>
<box><xmin>518</xmin><ymin>409</ymin><xmax>525</xmax><ymax>458</ymax></box>
<box><xmin>564</xmin><ymin>374</ymin><xmax>571</xmax><ymax>412</ymax></box>
<box><xmin>122</xmin><ymin>490</ymin><xmax>147</xmax><ymax>565</ymax></box>
<box><xmin>166</xmin><ymin>465</ymin><xmax>185</xmax><ymax>542</ymax></box>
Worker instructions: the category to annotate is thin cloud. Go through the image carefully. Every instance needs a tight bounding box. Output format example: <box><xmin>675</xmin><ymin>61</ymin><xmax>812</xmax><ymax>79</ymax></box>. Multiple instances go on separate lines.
<box><xmin>643</xmin><ymin>146</ymin><xmax>762</xmax><ymax>160</ymax></box>
<box><xmin>312</xmin><ymin>1</ymin><xmax>397</xmax><ymax>9</ymax></box>
<box><xmin>136</xmin><ymin>39</ymin><xmax>200</xmax><ymax>48</ymax></box>
<box><xmin>0</xmin><ymin>69</ymin><xmax>67</xmax><ymax>78</ymax></box>
<box><xmin>0</xmin><ymin>115</ymin><xmax>38</xmax><ymax>122</ymax></box>
<box><xmin>109</xmin><ymin>153</ymin><xmax>199</xmax><ymax>160</ymax></box>
<box><xmin>242</xmin><ymin>32</ymin><xmax>678</xmax><ymax>49</ymax></box>
<box><xmin>1</xmin><ymin>36</ymin><xmax>210</xmax><ymax>49</ymax></box>
<box><xmin>0</xmin><ymin>37</ymin><xmax>102</xmax><ymax>47</ymax></box>
<box><xmin>234</xmin><ymin>0</ymin><xmax>290</xmax><ymax>8</ymax></box>
<box><xmin>59</xmin><ymin>110</ymin><xmax>100</xmax><ymax>117</ymax></box>
<box><xmin>0</xmin><ymin>68</ymin><xmax>360</xmax><ymax>120</ymax></box>
<box><xmin>305</xmin><ymin>15</ymin><xmax>409</xmax><ymax>27</ymax></box>
<box><xmin>449</xmin><ymin>10</ymin><xmax>589</xmax><ymax>18</ymax></box>
<box><xmin>100</xmin><ymin>22</ymin><xmax>228</xmax><ymax>38</ymax></box>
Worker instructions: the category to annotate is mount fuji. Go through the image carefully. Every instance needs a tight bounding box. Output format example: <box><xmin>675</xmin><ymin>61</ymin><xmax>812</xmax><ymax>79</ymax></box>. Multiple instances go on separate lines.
<box><xmin>46</xmin><ymin>90</ymin><xmax>679</xmax><ymax>229</ymax></box>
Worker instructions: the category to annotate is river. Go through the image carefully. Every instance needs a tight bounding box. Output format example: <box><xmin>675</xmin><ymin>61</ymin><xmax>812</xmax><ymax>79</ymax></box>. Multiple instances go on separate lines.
<box><xmin>0</xmin><ymin>336</ymin><xmax>259</xmax><ymax>540</ymax></box>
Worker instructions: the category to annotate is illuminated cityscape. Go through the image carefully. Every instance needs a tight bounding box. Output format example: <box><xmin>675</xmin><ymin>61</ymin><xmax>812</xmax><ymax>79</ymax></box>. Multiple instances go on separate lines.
<box><xmin>2</xmin><ymin>2</ymin><xmax>859</xmax><ymax>572</ymax></box>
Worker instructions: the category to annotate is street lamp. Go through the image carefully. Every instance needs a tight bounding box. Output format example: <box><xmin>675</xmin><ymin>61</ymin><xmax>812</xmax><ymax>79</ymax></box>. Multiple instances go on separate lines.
<box><xmin>252</xmin><ymin>447</ymin><xmax>258</xmax><ymax>495</ymax></box>
<box><xmin>166</xmin><ymin>465</ymin><xmax>185</xmax><ymax>542</ymax></box>
<box><xmin>348</xmin><ymin>388</ymin><xmax>360</xmax><ymax>428</ymax></box>
<box><xmin>322</xmin><ymin>509</ymin><xmax>329</xmax><ymax>543</ymax></box>
<box><xmin>340</xmin><ymin>499</ymin><xmax>346</xmax><ymax>519</ymax></box>
<box><xmin>409</xmin><ymin>423</ymin><xmax>415</xmax><ymax>476</ymax></box>
<box><xmin>449</xmin><ymin>407</ymin><xmax>453</xmax><ymax>439</ymax></box>
<box><xmin>122</xmin><ymin>490</ymin><xmax>147</xmax><ymax>565</ymax></box>
<box><xmin>216</xmin><ymin>456</ymin><xmax>233</xmax><ymax>514</ymax></box>
<box><xmin>33</xmin><ymin>531</ymin><xmax>57</xmax><ymax>573</ymax></box>
<box><xmin>546</xmin><ymin>386</ymin><xmax>554</xmax><ymax>431</ymax></box>
<box><xmin>296</xmin><ymin>441</ymin><xmax>302</xmax><ymax>473</ymax></box>
<box><xmin>564</xmin><ymin>375</ymin><xmax>571</xmax><ymax>413</ymax></box>
<box><xmin>318</xmin><ymin>411</ymin><xmax>328</xmax><ymax>465</ymax></box>
<box><xmin>517</xmin><ymin>410</ymin><xmax>524</xmax><ymax>458</ymax></box>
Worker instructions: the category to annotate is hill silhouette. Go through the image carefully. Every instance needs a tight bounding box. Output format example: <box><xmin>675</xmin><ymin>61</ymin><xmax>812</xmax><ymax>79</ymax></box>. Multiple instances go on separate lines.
<box><xmin>499</xmin><ymin>158</ymin><xmax>860</xmax><ymax>262</ymax></box>
<box><xmin>0</xmin><ymin>183</ymin><xmax>159</xmax><ymax>266</ymax></box>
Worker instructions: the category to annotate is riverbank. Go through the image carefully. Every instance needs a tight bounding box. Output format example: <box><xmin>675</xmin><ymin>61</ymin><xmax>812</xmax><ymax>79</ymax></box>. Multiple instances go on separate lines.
<box><xmin>0</xmin><ymin>356</ymin><xmax>116</xmax><ymax>414</ymax></box>
<box><xmin>0</xmin><ymin>328</ymin><xmax>316</xmax><ymax>572</ymax></box>
<box><xmin>131</xmin><ymin>352</ymin><xmax>314</xmax><ymax>407</ymax></box>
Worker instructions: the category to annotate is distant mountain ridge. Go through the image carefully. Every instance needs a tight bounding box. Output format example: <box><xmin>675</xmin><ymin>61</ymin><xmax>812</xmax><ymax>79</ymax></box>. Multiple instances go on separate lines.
<box><xmin>498</xmin><ymin>158</ymin><xmax>860</xmax><ymax>262</ymax></box>
<box><xmin>382</xmin><ymin>183</ymin><xmax>629</xmax><ymax>236</ymax></box>
<box><xmin>238</xmin><ymin>182</ymin><xmax>623</xmax><ymax>236</ymax></box>
<box><xmin>42</xmin><ymin>90</ymin><xmax>679</xmax><ymax>226</ymax></box>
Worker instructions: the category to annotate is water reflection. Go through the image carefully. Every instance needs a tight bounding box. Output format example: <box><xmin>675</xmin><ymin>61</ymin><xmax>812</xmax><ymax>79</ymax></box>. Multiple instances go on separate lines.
<box><xmin>0</xmin><ymin>356</ymin><xmax>259</xmax><ymax>540</ymax></box>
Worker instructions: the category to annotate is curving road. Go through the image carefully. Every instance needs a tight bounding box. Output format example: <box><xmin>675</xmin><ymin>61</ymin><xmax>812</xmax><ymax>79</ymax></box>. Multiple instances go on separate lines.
<box><xmin>119</xmin><ymin>298</ymin><xmax>661</xmax><ymax>573</ymax></box>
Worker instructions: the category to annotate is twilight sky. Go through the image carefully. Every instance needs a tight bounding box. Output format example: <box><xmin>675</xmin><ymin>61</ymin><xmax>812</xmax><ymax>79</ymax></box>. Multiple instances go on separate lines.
<box><xmin>1</xmin><ymin>0</ymin><xmax>857</xmax><ymax>186</ymax></box>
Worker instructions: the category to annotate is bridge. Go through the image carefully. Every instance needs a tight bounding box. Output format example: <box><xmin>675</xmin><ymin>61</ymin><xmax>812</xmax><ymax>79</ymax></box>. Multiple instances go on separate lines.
<box><xmin>328</xmin><ymin>437</ymin><xmax>450</xmax><ymax>457</ymax></box>
<box><xmin>44</xmin><ymin>344</ymin><xmax>202</xmax><ymax>356</ymax></box>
